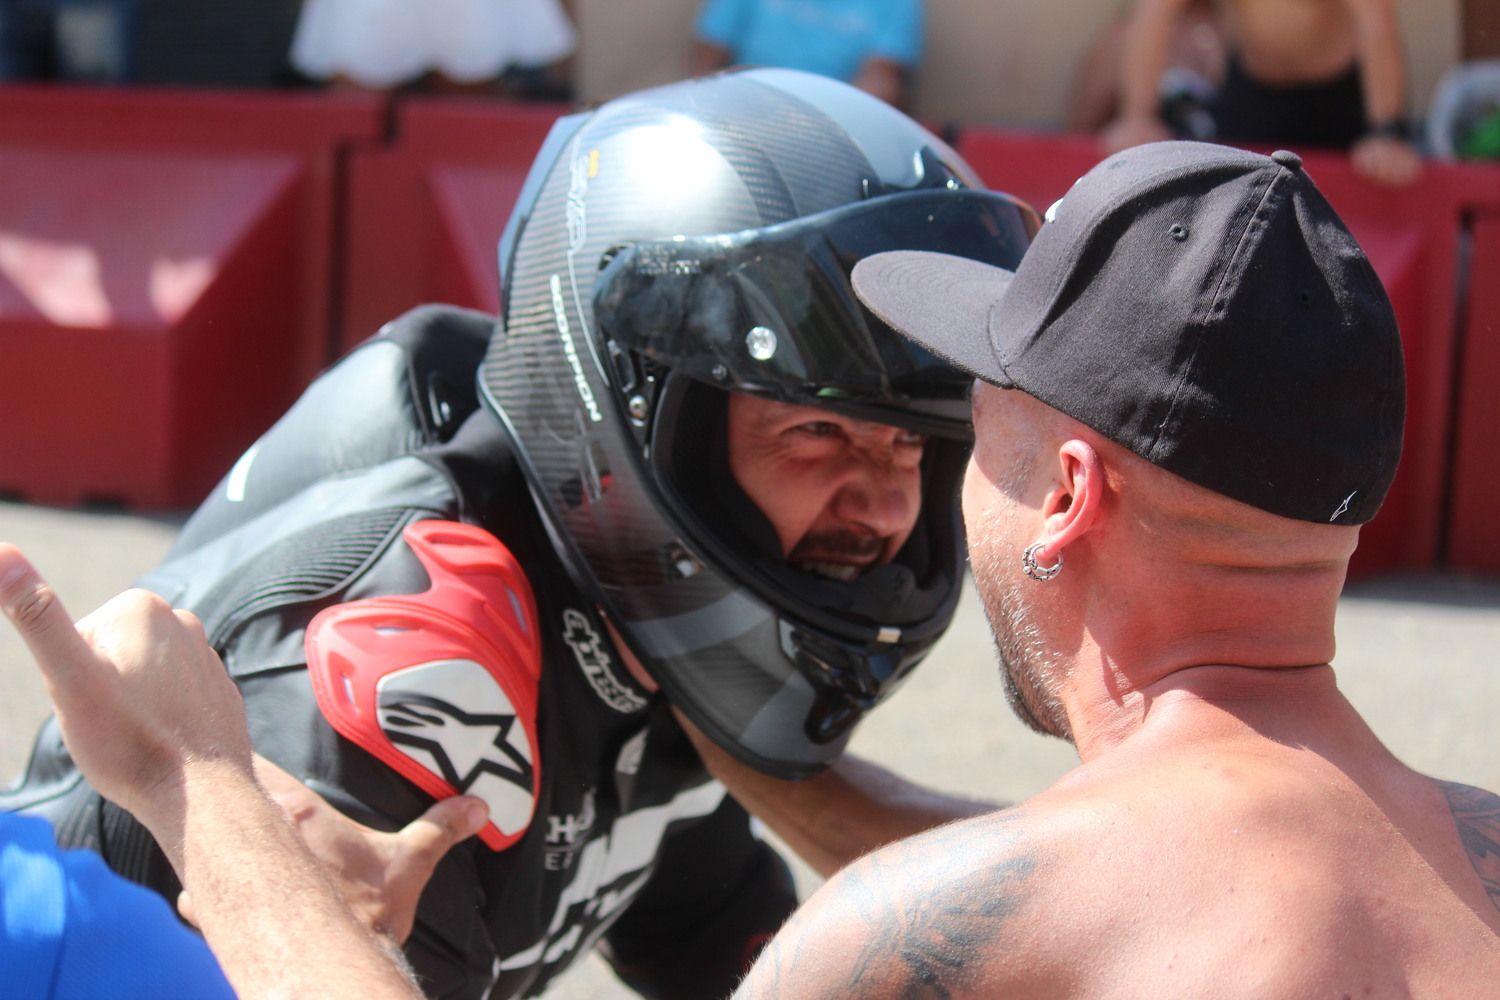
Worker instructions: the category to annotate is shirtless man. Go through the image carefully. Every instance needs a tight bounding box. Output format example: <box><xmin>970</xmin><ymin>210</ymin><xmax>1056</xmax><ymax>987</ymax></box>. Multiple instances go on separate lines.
<box><xmin>733</xmin><ymin>141</ymin><xmax>1500</xmax><ymax>997</ymax></box>
<box><xmin>1103</xmin><ymin>0</ymin><xmax>1422</xmax><ymax>186</ymax></box>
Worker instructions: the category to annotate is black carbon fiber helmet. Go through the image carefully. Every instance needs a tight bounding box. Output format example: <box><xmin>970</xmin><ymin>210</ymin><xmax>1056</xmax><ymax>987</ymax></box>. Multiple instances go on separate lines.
<box><xmin>481</xmin><ymin>69</ymin><xmax>1038</xmax><ymax>777</ymax></box>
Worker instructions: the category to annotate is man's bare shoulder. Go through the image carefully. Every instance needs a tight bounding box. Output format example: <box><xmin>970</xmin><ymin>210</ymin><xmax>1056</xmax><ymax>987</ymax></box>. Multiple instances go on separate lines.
<box><xmin>729</xmin><ymin>770</ymin><xmax>1168</xmax><ymax>999</ymax></box>
<box><xmin>732</xmin><ymin>808</ymin><xmax>1067</xmax><ymax>1000</ymax></box>
<box><xmin>734</xmin><ymin>769</ymin><xmax>1500</xmax><ymax>999</ymax></box>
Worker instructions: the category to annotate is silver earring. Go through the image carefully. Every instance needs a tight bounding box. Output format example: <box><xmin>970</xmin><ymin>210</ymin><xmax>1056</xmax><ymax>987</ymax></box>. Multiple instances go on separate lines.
<box><xmin>1021</xmin><ymin>542</ymin><xmax>1063</xmax><ymax>582</ymax></box>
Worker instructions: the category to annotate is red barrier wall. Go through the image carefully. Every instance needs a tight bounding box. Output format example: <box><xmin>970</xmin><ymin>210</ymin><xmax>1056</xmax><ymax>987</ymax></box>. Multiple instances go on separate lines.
<box><xmin>4</xmin><ymin>88</ymin><xmax>1498</xmax><ymax>578</ymax></box>
<box><xmin>340</xmin><ymin>99</ymin><xmax>564</xmax><ymax>351</ymax></box>
<box><xmin>0</xmin><ymin>86</ymin><xmax>383</xmax><ymax>507</ymax></box>
<box><xmin>1447</xmin><ymin>212</ymin><xmax>1500</xmax><ymax>572</ymax></box>
<box><xmin>955</xmin><ymin>129</ymin><xmax>1500</xmax><ymax>577</ymax></box>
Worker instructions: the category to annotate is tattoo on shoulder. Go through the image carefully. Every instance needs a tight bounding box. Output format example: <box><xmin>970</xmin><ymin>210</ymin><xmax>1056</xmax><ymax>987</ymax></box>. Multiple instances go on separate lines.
<box><xmin>735</xmin><ymin>812</ymin><xmax>1036</xmax><ymax>1000</ymax></box>
<box><xmin>840</xmin><ymin>813</ymin><xmax>1036</xmax><ymax>998</ymax></box>
<box><xmin>1440</xmin><ymin>780</ymin><xmax>1500</xmax><ymax>914</ymax></box>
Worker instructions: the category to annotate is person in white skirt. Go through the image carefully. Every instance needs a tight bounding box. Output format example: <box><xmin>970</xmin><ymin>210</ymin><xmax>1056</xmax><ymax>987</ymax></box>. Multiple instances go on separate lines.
<box><xmin>290</xmin><ymin>0</ymin><xmax>576</xmax><ymax>92</ymax></box>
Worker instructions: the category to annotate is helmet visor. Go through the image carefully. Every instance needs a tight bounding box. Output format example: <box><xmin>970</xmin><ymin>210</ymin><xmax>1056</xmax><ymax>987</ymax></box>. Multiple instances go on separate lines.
<box><xmin>594</xmin><ymin>189</ymin><xmax>1038</xmax><ymax>437</ymax></box>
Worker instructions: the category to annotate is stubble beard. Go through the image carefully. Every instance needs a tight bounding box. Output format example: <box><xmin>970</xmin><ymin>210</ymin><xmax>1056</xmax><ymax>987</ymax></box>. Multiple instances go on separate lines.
<box><xmin>968</xmin><ymin>505</ymin><xmax>1074</xmax><ymax>743</ymax></box>
<box><xmin>986</xmin><ymin>579</ymin><xmax>1073</xmax><ymax>742</ymax></box>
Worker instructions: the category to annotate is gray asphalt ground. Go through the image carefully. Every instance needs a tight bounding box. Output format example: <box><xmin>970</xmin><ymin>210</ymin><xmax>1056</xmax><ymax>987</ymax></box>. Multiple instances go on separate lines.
<box><xmin>2</xmin><ymin>498</ymin><xmax>1498</xmax><ymax>997</ymax></box>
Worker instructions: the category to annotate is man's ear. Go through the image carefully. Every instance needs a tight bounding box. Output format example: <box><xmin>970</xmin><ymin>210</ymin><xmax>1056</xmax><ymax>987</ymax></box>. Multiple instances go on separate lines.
<box><xmin>1033</xmin><ymin>439</ymin><xmax>1104</xmax><ymax>562</ymax></box>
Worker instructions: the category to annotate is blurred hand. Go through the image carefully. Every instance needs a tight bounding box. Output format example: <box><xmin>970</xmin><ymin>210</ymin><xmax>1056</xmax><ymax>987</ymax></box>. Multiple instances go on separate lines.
<box><xmin>1100</xmin><ymin>114</ymin><xmax>1174</xmax><ymax>155</ymax></box>
<box><xmin>851</xmin><ymin>58</ymin><xmax>907</xmax><ymax>109</ymax></box>
<box><xmin>0</xmin><ymin>543</ymin><xmax>251</xmax><ymax>833</ymax></box>
<box><xmin>1351</xmin><ymin>134</ymin><xmax>1423</xmax><ymax>187</ymax></box>
<box><xmin>179</xmin><ymin>757</ymin><xmax>489</xmax><ymax>943</ymax></box>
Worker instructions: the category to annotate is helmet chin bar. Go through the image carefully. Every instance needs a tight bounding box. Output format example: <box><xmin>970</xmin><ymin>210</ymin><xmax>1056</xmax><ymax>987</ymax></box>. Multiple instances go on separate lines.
<box><xmin>781</xmin><ymin>621</ymin><xmax>931</xmax><ymax>745</ymax></box>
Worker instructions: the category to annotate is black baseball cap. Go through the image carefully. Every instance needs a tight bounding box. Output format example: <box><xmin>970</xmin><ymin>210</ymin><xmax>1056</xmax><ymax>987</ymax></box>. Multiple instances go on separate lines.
<box><xmin>851</xmin><ymin>141</ymin><xmax>1405</xmax><ymax>525</ymax></box>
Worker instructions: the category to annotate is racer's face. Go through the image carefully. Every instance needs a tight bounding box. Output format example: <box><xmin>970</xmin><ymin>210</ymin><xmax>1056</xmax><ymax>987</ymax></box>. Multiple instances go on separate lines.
<box><xmin>726</xmin><ymin>393</ymin><xmax>925</xmax><ymax>580</ymax></box>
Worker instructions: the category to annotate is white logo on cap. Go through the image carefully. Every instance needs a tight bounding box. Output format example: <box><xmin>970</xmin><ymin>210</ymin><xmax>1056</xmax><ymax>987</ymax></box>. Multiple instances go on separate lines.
<box><xmin>1330</xmin><ymin>491</ymin><xmax>1357</xmax><ymax>522</ymax></box>
<box><xmin>1045</xmin><ymin>175</ymin><xmax>1087</xmax><ymax>223</ymax></box>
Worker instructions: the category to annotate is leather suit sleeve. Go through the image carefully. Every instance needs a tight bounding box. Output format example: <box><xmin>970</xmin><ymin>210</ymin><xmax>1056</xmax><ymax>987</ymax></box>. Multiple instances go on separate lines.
<box><xmin>598</xmin><ymin>792</ymin><xmax>798</xmax><ymax>999</ymax></box>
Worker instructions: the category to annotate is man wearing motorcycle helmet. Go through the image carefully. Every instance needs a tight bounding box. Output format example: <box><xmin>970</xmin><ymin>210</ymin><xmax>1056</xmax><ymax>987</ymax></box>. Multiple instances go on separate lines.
<box><xmin>2</xmin><ymin>69</ymin><xmax>1035</xmax><ymax>998</ymax></box>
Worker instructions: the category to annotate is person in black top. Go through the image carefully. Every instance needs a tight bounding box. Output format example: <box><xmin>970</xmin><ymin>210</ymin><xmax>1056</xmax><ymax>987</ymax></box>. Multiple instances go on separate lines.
<box><xmin>1101</xmin><ymin>0</ymin><xmax>1422</xmax><ymax>187</ymax></box>
<box><xmin>2</xmin><ymin>69</ymin><xmax>1036</xmax><ymax>998</ymax></box>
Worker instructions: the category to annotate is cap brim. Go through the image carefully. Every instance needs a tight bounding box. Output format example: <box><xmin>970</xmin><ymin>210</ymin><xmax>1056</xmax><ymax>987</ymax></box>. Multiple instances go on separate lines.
<box><xmin>852</xmin><ymin>250</ymin><xmax>1015</xmax><ymax>386</ymax></box>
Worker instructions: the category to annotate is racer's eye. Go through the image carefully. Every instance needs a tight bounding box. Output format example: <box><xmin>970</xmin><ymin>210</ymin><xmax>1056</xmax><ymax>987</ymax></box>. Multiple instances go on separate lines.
<box><xmin>896</xmin><ymin>429</ymin><xmax>927</xmax><ymax>448</ymax></box>
<box><xmin>794</xmin><ymin>421</ymin><xmax>842</xmax><ymax>438</ymax></box>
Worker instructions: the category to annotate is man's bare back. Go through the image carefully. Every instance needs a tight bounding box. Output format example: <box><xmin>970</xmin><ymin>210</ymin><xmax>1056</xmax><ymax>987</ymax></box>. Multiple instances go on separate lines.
<box><xmin>738</xmin><ymin>670</ymin><xmax>1500</xmax><ymax>998</ymax></box>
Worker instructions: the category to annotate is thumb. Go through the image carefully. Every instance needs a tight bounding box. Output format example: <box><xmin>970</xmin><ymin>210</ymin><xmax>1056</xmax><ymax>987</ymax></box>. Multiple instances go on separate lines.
<box><xmin>0</xmin><ymin>544</ymin><xmax>96</xmax><ymax>687</ymax></box>
<box><xmin>396</xmin><ymin>795</ymin><xmax>489</xmax><ymax>868</ymax></box>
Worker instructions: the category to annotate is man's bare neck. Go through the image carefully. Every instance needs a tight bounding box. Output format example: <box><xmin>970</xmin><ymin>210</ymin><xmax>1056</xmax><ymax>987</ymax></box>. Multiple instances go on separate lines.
<box><xmin>1078</xmin><ymin>537</ymin><xmax>1346</xmax><ymax>695</ymax></box>
<box><xmin>1068</xmin><ymin>660</ymin><xmax>1345</xmax><ymax>762</ymax></box>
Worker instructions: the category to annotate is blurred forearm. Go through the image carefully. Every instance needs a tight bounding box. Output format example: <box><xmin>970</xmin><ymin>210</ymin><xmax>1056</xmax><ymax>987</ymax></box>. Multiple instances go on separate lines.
<box><xmin>851</xmin><ymin>58</ymin><xmax>909</xmax><ymax>108</ymax></box>
<box><xmin>1348</xmin><ymin>0</ymin><xmax>1407</xmax><ymax>126</ymax></box>
<box><xmin>1118</xmin><ymin>0</ymin><xmax>1191</xmax><ymax>122</ymax></box>
<box><xmin>679</xmin><ymin>711</ymin><xmax>998</xmax><ymax>877</ymax></box>
<box><xmin>690</xmin><ymin>40</ymin><xmax>732</xmax><ymax>77</ymax></box>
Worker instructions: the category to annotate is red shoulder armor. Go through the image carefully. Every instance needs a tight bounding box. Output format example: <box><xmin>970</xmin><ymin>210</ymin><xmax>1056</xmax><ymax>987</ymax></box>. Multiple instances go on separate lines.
<box><xmin>305</xmin><ymin>520</ymin><xmax>542</xmax><ymax>851</ymax></box>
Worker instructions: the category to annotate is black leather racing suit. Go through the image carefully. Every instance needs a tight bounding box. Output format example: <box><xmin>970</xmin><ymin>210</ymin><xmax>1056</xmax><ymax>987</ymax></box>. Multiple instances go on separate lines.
<box><xmin>1</xmin><ymin>306</ymin><xmax>797</xmax><ymax>999</ymax></box>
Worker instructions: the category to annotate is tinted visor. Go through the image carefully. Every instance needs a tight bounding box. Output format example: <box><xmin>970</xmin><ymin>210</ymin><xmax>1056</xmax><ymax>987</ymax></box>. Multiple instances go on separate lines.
<box><xmin>594</xmin><ymin>189</ymin><xmax>1038</xmax><ymax>437</ymax></box>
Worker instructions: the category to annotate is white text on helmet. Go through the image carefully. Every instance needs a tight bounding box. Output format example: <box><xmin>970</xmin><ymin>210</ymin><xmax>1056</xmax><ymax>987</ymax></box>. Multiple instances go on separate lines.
<box><xmin>550</xmin><ymin>274</ymin><xmax>603</xmax><ymax>424</ymax></box>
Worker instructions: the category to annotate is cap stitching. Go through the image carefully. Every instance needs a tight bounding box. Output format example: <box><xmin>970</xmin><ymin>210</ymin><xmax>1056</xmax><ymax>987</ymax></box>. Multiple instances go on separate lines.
<box><xmin>1144</xmin><ymin>166</ymin><xmax>1281</xmax><ymax>464</ymax></box>
<box><xmin>1026</xmin><ymin>152</ymin><xmax>1254</xmax><ymax>346</ymax></box>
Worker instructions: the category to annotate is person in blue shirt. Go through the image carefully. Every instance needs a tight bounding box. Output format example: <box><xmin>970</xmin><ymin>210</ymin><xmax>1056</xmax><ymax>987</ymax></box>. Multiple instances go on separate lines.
<box><xmin>1</xmin><ymin>811</ymin><xmax>235</xmax><ymax>999</ymax></box>
<box><xmin>691</xmin><ymin>0</ymin><xmax>922</xmax><ymax>107</ymax></box>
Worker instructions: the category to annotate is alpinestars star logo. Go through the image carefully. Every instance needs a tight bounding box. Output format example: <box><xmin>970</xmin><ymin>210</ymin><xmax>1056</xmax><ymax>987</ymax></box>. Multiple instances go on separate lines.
<box><xmin>379</xmin><ymin>694</ymin><xmax>534</xmax><ymax>794</ymax></box>
<box><xmin>562</xmin><ymin>609</ymin><xmax>648</xmax><ymax>714</ymax></box>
